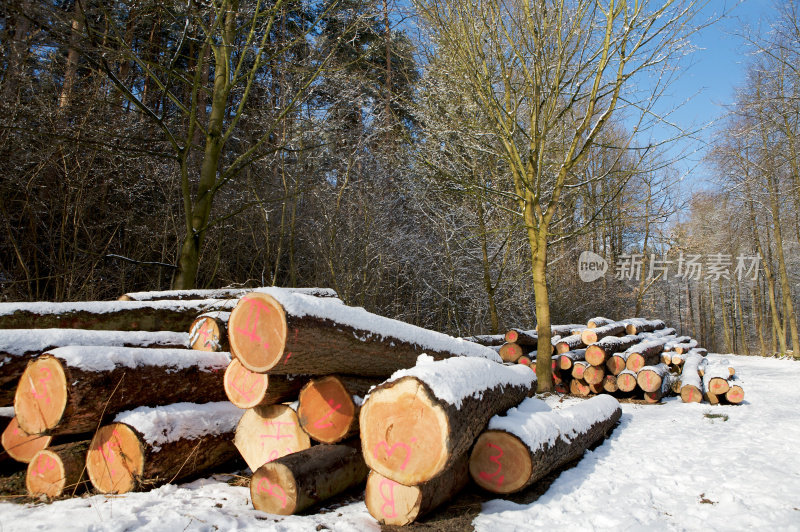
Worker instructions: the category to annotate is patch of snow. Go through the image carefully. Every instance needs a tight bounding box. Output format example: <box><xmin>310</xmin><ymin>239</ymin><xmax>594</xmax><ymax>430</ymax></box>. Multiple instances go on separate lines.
<box><xmin>0</xmin><ymin>406</ymin><xmax>13</xmax><ymax>419</ymax></box>
<box><xmin>114</xmin><ymin>402</ymin><xmax>243</xmax><ymax>453</ymax></box>
<box><xmin>0</xmin><ymin>329</ymin><xmax>190</xmax><ymax>359</ymax></box>
<box><xmin>0</xmin><ymin>299</ymin><xmax>236</xmax><ymax>316</ymax></box>
<box><xmin>386</xmin><ymin>354</ymin><xmax>535</xmax><ymax>408</ymax></box>
<box><xmin>46</xmin><ymin>346</ymin><xmax>230</xmax><ymax>372</ymax></box>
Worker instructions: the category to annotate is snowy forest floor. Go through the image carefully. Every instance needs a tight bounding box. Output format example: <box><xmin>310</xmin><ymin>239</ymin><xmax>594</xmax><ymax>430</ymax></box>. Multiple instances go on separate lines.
<box><xmin>1</xmin><ymin>353</ymin><xmax>799</xmax><ymax>531</ymax></box>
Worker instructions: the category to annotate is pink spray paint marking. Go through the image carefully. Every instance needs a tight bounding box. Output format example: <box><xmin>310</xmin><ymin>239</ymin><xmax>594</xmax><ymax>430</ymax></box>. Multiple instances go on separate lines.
<box><xmin>378</xmin><ymin>478</ymin><xmax>398</xmax><ymax>518</ymax></box>
<box><xmin>234</xmin><ymin>297</ymin><xmax>271</xmax><ymax>350</ymax></box>
<box><xmin>99</xmin><ymin>429</ymin><xmax>122</xmax><ymax>479</ymax></box>
<box><xmin>33</xmin><ymin>454</ymin><xmax>56</xmax><ymax>477</ymax></box>
<box><xmin>373</xmin><ymin>438</ymin><xmax>417</xmax><ymax>471</ymax></box>
<box><xmin>228</xmin><ymin>364</ymin><xmax>259</xmax><ymax>403</ymax></box>
<box><xmin>312</xmin><ymin>398</ymin><xmax>343</xmax><ymax>429</ymax></box>
<box><xmin>255</xmin><ymin>477</ymin><xmax>288</xmax><ymax>509</ymax></box>
<box><xmin>478</xmin><ymin>443</ymin><xmax>505</xmax><ymax>487</ymax></box>
<box><xmin>30</xmin><ymin>367</ymin><xmax>53</xmax><ymax>405</ymax></box>
<box><xmin>260</xmin><ymin>420</ymin><xmax>296</xmax><ymax>450</ymax></box>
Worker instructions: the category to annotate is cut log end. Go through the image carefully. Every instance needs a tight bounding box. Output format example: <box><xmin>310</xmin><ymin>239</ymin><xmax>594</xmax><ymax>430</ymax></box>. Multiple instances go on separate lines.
<box><xmin>504</xmin><ymin>330</ymin><xmax>519</xmax><ymax>344</ymax></box>
<box><xmin>297</xmin><ymin>376</ymin><xmax>357</xmax><ymax>444</ymax></box>
<box><xmin>250</xmin><ymin>461</ymin><xmax>299</xmax><ymax>515</ymax></box>
<box><xmin>499</xmin><ymin>343</ymin><xmax>523</xmax><ymax>363</ymax></box>
<box><xmin>616</xmin><ymin>373</ymin><xmax>637</xmax><ymax>393</ymax></box>
<box><xmin>14</xmin><ymin>356</ymin><xmax>68</xmax><ymax>435</ymax></box>
<box><xmin>234</xmin><ymin>404</ymin><xmax>311</xmax><ymax>472</ymax></box>
<box><xmin>725</xmin><ymin>385</ymin><xmax>744</xmax><ymax>404</ymax></box>
<box><xmin>708</xmin><ymin>378</ymin><xmax>730</xmax><ymax>396</ymax></box>
<box><xmin>583</xmin><ymin>365</ymin><xmax>604</xmax><ymax>385</ymax></box>
<box><xmin>1</xmin><ymin>417</ymin><xmax>52</xmax><ymax>463</ymax></box>
<box><xmin>606</xmin><ymin>355</ymin><xmax>626</xmax><ymax>376</ymax></box>
<box><xmin>360</xmin><ymin>378</ymin><xmax>448</xmax><ymax>486</ymax></box>
<box><xmin>584</xmin><ymin>345</ymin><xmax>606</xmax><ymax>366</ymax></box>
<box><xmin>86</xmin><ymin>423</ymin><xmax>144</xmax><ymax>494</ymax></box>
<box><xmin>365</xmin><ymin>471</ymin><xmax>424</xmax><ymax>526</ymax></box>
<box><xmin>224</xmin><ymin>358</ymin><xmax>270</xmax><ymax>409</ymax></box>
<box><xmin>469</xmin><ymin>430</ymin><xmax>531</xmax><ymax>494</ymax></box>
<box><xmin>26</xmin><ymin>450</ymin><xmax>67</xmax><ymax>497</ymax></box>
<box><xmin>228</xmin><ymin>293</ymin><xmax>287</xmax><ymax>372</ymax></box>
<box><xmin>189</xmin><ymin>316</ymin><xmax>225</xmax><ymax>352</ymax></box>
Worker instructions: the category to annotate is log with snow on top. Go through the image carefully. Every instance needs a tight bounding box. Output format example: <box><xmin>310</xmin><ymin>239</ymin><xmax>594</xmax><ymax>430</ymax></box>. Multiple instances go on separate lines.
<box><xmin>725</xmin><ymin>376</ymin><xmax>745</xmax><ymax>404</ymax></box>
<box><xmin>86</xmin><ymin>401</ymin><xmax>242</xmax><ymax>494</ymax></box>
<box><xmin>499</xmin><ymin>342</ymin><xmax>526</xmax><ymax>363</ymax></box>
<box><xmin>189</xmin><ymin>311</ymin><xmax>230</xmax><ymax>352</ymax></box>
<box><xmin>469</xmin><ymin>395</ymin><xmax>621</xmax><ymax>494</ymax></box>
<box><xmin>360</xmin><ymin>355</ymin><xmax>535</xmax><ymax>486</ymax></box>
<box><xmin>504</xmin><ymin>329</ymin><xmax>538</xmax><ymax>347</ymax></box>
<box><xmin>571</xmin><ymin>360</ymin><xmax>589</xmax><ymax>380</ymax></box>
<box><xmin>616</xmin><ymin>370</ymin><xmax>638</xmax><ymax>393</ymax></box>
<box><xmin>558</xmin><ymin>349</ymin><xmax>586</xmax><ymax>371</ymax></box>
<box><xmin>555</xmin><ymin>334</ymin><xmax>585</xmax><ymax>354</ymax></box>
<box><xmin>602</xmin><ymin>375</ymin><xmax>618</xmax><ymax>393</ymax></box>
<box><xmin>623</xmin><ymin>318</ymin><xmax>665</xmax><ymax>335</ymax></box>
<box><xmin>664</xmin><ymin>336</ymin><xmax>692</xmax><ymax>351</ymax></box>
<box><xmin>26</xmin><ymin>441</ymin><xmax>89</xmax><ymax>498</ymax></box>
<box><xmin>234</xmin><ymin>403</ymin><xmax>311</xmax><ymax>472</ymax></box>
<box><xmin>118</xmin><ymin>287</ymin><xmax>339</xmax><ymax>302</ymax></box>
<box><xmin>580</xmin><ymin>322</ymin><xmax>627</xmax><ymax>345</ymax></box>
<box><xmin>296</xmin><ymin>376</ymin><xmax>362</xmax><ymax>444</ymax></box>
<box><xmin>671</xmin><ymin>339</ymin><xmax>699</xmax><ymax>354</ymax></box>
<box><xmin>649</xmin><ymin>327</ymin><xmax>677</xmax><ymax>337</ymax></box>
<box><xmin>549</xmin><ymin>324</ymin><xmax>587</xmax><ymax>337</ymax></box>
<box><xmin>703</xmin><ymin>360</ymin><xmax>734</xmax><ymax>396</ymax></box>
<box><xmin>365</xmin><ymin>452</ymin><xmax>470</xmax><ymax>526</ymax></box>
<box><xmin>688</xmin><ymin>347</ymin><xmax>708</xmax><ymax>358</ymax></box>
<box><xmin>251</xmin><ymin>443</ymin><xmax>367</xmax><ymax>516</ymax></box>
<box><xmin>459</xmin><ymin>334</ymin><xmax>506</xmax><ymax>347</ymax></box>
<box><xmin>636</xmin><ymin>364</ymin><xmax>671</xmax><ymax>393</ymax></box>
<box><xmin>625</xmin><ymin>337</ymin><xmax>671</xmax><ymax>372</ymax></box>
<box><xmin>0</xmin><ymin>299</ymin><xmax>235</xmax><ymax>332</ymax></box>
<box><xmin>583</xmin><ymin>364</ymin><xmax>605</xmax><ymax>386</ymax></box>
<box><xmin>606</xmin><ymin>349</ymin><xmax>631</xmax><ymax>375</ymax></box>
<box><xmin>14</xmin><ymin>347</ymin><xmax>230</xmax><ymax>436</ymax></box>
<box><xmin>586</xmin><ymin>317</ymin><xmax>615</xmax><ymax>329</ymax></box>
<box><xmin>678</xmin><ymin>353</ymin><xmax>707</xmax><ymax>403</ymax></box>
<box><xmin>227</xmin><ymin>290</ymin><xmax>501</xmax><ymax>375</ymax></box>
<box><xmin>0</xmin><ymin>329</ymin><xmax>190</xmax><ymax>406</ymax></box>
<box><xmin>644</xmin><ymin>373</ymin><xmax>675</xmax><ymax>404</ymax></box>
<box><xmin>584</xmin><ymin>334</ymin><xmax>642</xmax><ymax>366</ymax></box>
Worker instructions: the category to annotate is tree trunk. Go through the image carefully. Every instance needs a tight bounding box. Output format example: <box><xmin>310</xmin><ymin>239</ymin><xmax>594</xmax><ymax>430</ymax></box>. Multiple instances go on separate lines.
<box><xmin>359</xmin><ymin>359</ymin><xmax>534</xmax><ymax>486</ymax></box>
<box><xmin>58</xmin><ymin>3</ymin><xmax>83</xmax><ymax>109</ymax></box>
<box><xmin>469</xmin><ymin>396</ymin><xmax>621</xmax><ymax>494</ymax></box>
<box><xmin>14</xmin><ymin>349</ymin><xmax>229</xmax><ymax>436</ymax></box>
<box><xmin>86</xmin><ymin>402</ymin><xmax>242</xmax><ymax>494</ymax></box>
<box><xmin>531</xmin><ymin>229</ymin><xmax>553</xmax><ymax>393</ymax></box>
<box><xmin>296</xmin><ymin>376</ymin><xmax>360</xmax><ymax>444</ymax></box>
<box><xmin>233</xmin><ymin>404</ymin><xmax>311</xmax><ymax>472</ymax></box>
<box><xmin>227</xmin><ymin>292</ymin><xmax>498</xmax><ymax>375</ymax></box>
<box><xmin>365</xmin><ymin>452</ymin><xmax>470</xmax><ymax>526</ymax></box>
<box><xmin>26</xmin><ymin>441</ymin><xmax>89</xmax><ymax>498</ymax></box>
<box><xmin>251</xmin><ymin>443</ymin><xmax>368</xmax><ymax>515</ymax></box>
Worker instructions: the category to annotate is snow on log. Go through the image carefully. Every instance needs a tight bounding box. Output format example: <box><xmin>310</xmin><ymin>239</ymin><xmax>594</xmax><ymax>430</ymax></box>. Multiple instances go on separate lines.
<box><xmin>704</xmin><ymin>361</ymin><xmax>733</xmax><ymax>396</ymax></box>
<box><xmin>644</xmin><ymin>373</ymin><xmax>675</xmax><ymax>404</ymax></box>
<box><xmin>580</xmin><ymin>322</ymin><xmax>627</xmax><ymax>345</ymax></box>
<box><xmin>664</xmin><ymin>336</ymin><xmax>692</xmax><ymax>350</ymax></box>
<box><xmin>360</xmin><ymin>355</ymin><xmax>535</xmax><ymax>486</ymax></box>
<box><xmin>672</xmin><ymin>339</ymin><xmax>699</xmax><ymax>354</ymax></box>
<box><xmin>725</xmin><ymin>376</ymin><xmax>745</xmax><ymax>404</ymax></box>
<box><xmin>688</xmin><ymin>347</ymin><xmax>708</xmax><ymax>358</ymax></box>
<box><xmin>365</xmin><ymin>452</ymin><xmax>469</xmax><ymax>526</ymax></box>
<box><xmin>118</xmin><ymin>287</ymin><xmax>339</xmax><ymax>302</ymax></box>
<box><xmin>616</xmin><ymin>370</ymin><xmax>638</xmax><ymax>393</ymax></box>
<box><xmin>189</xmin><ymin>312</ymin><xmax>230</xmax><ymax>352</ymax></box>
<box><xmin>679</xmin><ymin>353</ymin><xmax>706</xmax><ymax>403</ymax></box>
<box><xmin>623</xmin><ymin>318</ymin><xmax>665</xmax><ymax>335</ymax></box>
<box><xmin>669</xmin><ymin>353</ymin><xmax>686</xmax><ymax>366</ymax></box>
<box><xmin>227</xmin><ymin>291</ymin><xmax>501</xmax><ymax>375</ymax></box>
<box><xmin>469</xmin><ymin>396</ymin><xmax>621</xmax><ymax>494</ymax></box>
<box><xmin>558</xmin><ymin>349</ymin><xmax>586</xmax><ymax>371</ymax></box>
<box><xmin>296</xmin><ymin>376</ymin><xmax>360</xmax><ymax>444</ymax></box>
<box><xmin>555</xmin><ymin>334</ymin><xmax>585</xmax><ymax>354</ymax></box>
<box><xmin>584</xmin><ymin>334</ymin><xmax>641</xmax><ymax>366</ymax></box>
<box><xmin>14</xmin><ymin>347</ymin><xmax>230</xmax><ymax>436</ymax></box>
<box><xmin>549</xmin><ymin>324</ymin><xmax>586</xmax><ymax>337</ymax></box>
<box><xmin>2</xmin><ymin>416</ymin><xmax>52</xmax><ymax>463</ymax></box>
<box><xmin>504</xmin><ymin>329</ymin><xmax>538</xmax><ymax>347</ymax></box>
<box><xmin>86</xmin><ymin>402</ymin><xmax>242</xmax><ymax>494</ymax></box>
<box><xmin>650</xmin><ymin>327</ymin><xmax>677</xmax><ymax>337</ymax></box>
<box><xmin>571</xmin><ymin>360</ymin><xmax>589</xmax><ymax>380</ymax></box>
<box><xmin>0</xmin><ymin>299</ymin><xmax>234</xmax><ymax>332</ymax></box>
<box><xmin>26</xmin><ymin>441</ymin><xmax>89</xmax><ymax>498</ymax></box>
<box><xmin>625</xmin><ymin>338</ymin><xmax>670</xmax><ymax>372</ymax></box>
<box><xmin>251</xmin><ymin>443</ymin><xmax>367</xmax><ymax>515</ymax></box>
<box><xmin>583</xmin><ymin>364</ymin><xmax>605</xmax><ymax>386</ymax></box>
<box><xmin>586</xmin><ymin>317</ymin><xmax>615</xmax><ymax>329</ymax></box>
<box><xmin>636</xmin><ymin>364</ymin><xmax>671</xmax><ymax>393</ymax></box>
<box><xmin>0</xmin><ymin>329</ymin><xmax>189</xmax><ymax>406</ymax></box>
<box><xmin>233</xmin><ymin>403</ymin><xmax>311</xmax><ymax>472</ymax></box>
<box><xmin>460</xmin><ymin>335</ymin><xmax>506</xmax><ymax>347</ymax></box>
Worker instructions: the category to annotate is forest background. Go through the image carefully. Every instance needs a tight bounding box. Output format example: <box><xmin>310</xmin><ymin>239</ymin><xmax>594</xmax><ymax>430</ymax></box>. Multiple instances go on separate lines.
<box><xmin>1</xmin><ymin>0</ymin><xmax>798</xmax><ymax>369</ymax></box>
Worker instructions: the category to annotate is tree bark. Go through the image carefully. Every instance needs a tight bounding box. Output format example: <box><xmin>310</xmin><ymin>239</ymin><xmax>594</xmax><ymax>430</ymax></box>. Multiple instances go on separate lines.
<box><xmin>251</xmin><ymin>443</ymin><xmax>367</xmax><ymax>515</ymax></box>
<box><xmin>26</xmin><ymin>441</ymin><xmax>89</xmax><ymax>498</ymax></box>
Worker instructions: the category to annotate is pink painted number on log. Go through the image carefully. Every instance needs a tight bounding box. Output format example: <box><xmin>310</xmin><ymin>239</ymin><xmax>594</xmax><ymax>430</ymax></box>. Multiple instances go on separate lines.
<box><xmin>100</xmin><ymin>429</ymin><xmax>122</xmax><ymax>479</ymax></box>
<box><xmin>261</xmin><ymin>420</ymin><xmax>296</xmax><ymax>447</ymax></box>
<box><xmin>30</xmin><ymin>367</ymin><xmax>53</xmax><ymax>404</ymax></box>
<box><xmin>312</xmin><ymin>398</ymin><xmax>342</xmax><ymax>429</ymax></box>
<box><xmin>478</xmin><ymin>443</ymin><xmax>505</xmax><ymax>487</ymax></box>
<box><xmin>228</xmin><ymin>364</ymin><xmax>258</xmax><ymax>403</ymax></box>
<box><xmin>33</xmin><ymin>454</ymin><xmax>56</xmax><ymax>477</ymax></box>
<box><xmin>255</xmin><ymin>477</ymin><xmax>287</xmax><ymax>509</ymax></box>
<box><xmin>234</xmin><ymin>297</ymin><xmax>271</xmax><ymax>350</ymax></box>
<box><xmin>378</xmin><ymin>478</ymin><xmax>398</xmax><ymax>518</ymax></box>
<box><xmin>373</xmin><ymin>438</ymin><xmax>416</xmax><ymax>471</ymax></box>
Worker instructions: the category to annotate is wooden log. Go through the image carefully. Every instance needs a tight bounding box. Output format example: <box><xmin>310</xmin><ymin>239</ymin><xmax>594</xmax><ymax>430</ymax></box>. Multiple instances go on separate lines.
<box><xmin>643</xmin><ymin>373</ymin><xmax>674</xmax><ymax>404</ymax></box>
<box><xmin>227</xmin><ymin>291</ymin><xmax>500</xmax><ymax>375</ymax></box>
<box><xmin>14</xmin><ymin>347</ymin><xmax>230</xmax><ymax>436</ymax></box>
<box><xmin>569</xmin><ymin>378</ymin><xmax>591</xmax><ymax>396</ymax></box>
<box><xmin>602</xmin><ymin>375</ymin><xmax>618</xmax><ymax>393</ymax></box>
<box><xmin>725</xmin><ymin>377</ymin><xmax>745</xmax><ymax>404</ymax></box>
<box><xmin>704</xmin><ymin>360</ymin><xmax>733</xmax><ymax>395</ymax></box>
<box><xmin>583</xmin><ymin>364</ymin><xmax>605</xmax><ymax>386</ymax></box>
<box><xmin>606</xmin><ymin>350</ymin><xmax>629</xmax><ymax>375</ymax></box>
<box><xmin>623</xmin><ymin>318</ymin><xmax>665</xmax><ymax>335</ymax></box>
<box><xmin>360</xmin><ymin>356</ymin><xmax>535</xmax><ymax>486</ymax></box>
<box><xmin>85</xmin><ymin>402</ymin><xmax>242</xmax><ymax>494</ymax></box>
<box><xmin>234</xmin><ymin>403</ymin><xmax>311</xmax><ymax>472</ymax></box>
<box><xmin>223</xmin><ymin>358</ymin><xmax>304</xmax><ymax>409</ymax></box>
<box><xmin>504</xmin><ymin>329</ymin><xmax>538</xmax><ymax>347</ymax></box>
<box><xmin>549</xmin><ymin>324</ymin><xmax>587</xmax><ymax>337</ymax></box>
<box><xmin>499</xmin><ymin>342</ymin><xmax>524</xmax><ymax>363</ymax></box>
<box><xmin>460</xmin><ymin>334</ymin><xmax>506</xmax><ymax>347</ymax></box>
<box><xmin>679</xmin><ymin>353</ymin><xmax>706</xmax><ymax>403</ymax></box>
<box><xmin>584</xmin><ymin>334</ymin><xmax>641</xmax><ymax>366</ymax></box>
<box><xmin>580</xmin><ymin>323</ymin><xmax>626</xmax><ymax>345</ymax></box>
<box><xmin>616</xmin><ymin>370</ymin><xmax>638</xmax><ymax>393</ymax></box>
<box><xmin>636</xmin><ymin>364</ymin><xmax>671</xmax><ymax>393</ymax></box>
<box><xmin>571</xmin><ymin>360</ymin><xmax>589</xmax><ymax>380</ymax></box>
<box><xmin>469</xmin><ymin>396</ymin><xmax>621</xmax><ymax>494</ymax></box>
<box><xmin>669</xmin><ymin>352</ymin><xmax>686</xmax><ymax>366</ymax></box>
<box><xmin>297</xmin><ymin>376</ymin><xmax>360</xmax><ymax>444</ymax></box>
<box><xmin>2</xmin><ymin>416</ymin><xmax>52</xmax><ymax>463</ymax></box>
<box><xmin>518</xmin><ymin>355</ymin><xmax>533</xmax><ymax>366</ymax></box>
<box><xmin>558</xmin><ymin>349</ymin><xmax>586</xmax><ymax>371</ymax></box>
<box><xmin>0</xmin><ymin>329</ymin><xmax>189</xmax><ymax>406</ymax></box>
<box><xmin>625</xmin><ymin>338</ymin><xmax>669</xmax><ymax>372</ymax></box>
<box><xmin>0</xmin><ymin>299</ymin><xmax>234</xmax><ymax>332</ymax></box>
<box><xmin>664</xmin><ymin>336</ymin><xmax>692</xmax><ymax>350</ymax></box>
<box><xmin>26</xmin><ymin>441</ymin><xmax>89</xmax><ymax>498</ymax></box>
<box><xmin>586</xmin><ymin>317</ymin><xmax>615</xmax><ymax>329</ymax></box>
<box><xmin>251</xmin><ymin>443</ymin><xmax>367</xmax><ymax>515</ymax></box>
<box><xmin>673</xmin><ymin>339</ymin><xmax>699</xmax><ymax>354</ymax></box>
<box><xmin>365</xmin><ymin>453</ymin><xmax>469</xmax><ymax>526</ymax></box>
<box><xmin>555</xmin><ymin>334</ymin><xmax>585</xmax><ymax>354</ymax></box>
<box><xmin>189</xmin><ymin>311</ymin><xmax>230</xmax><ymax>352</ymax></box>
<box><xmin>650</xmin><ymin>327</ymin><xmax>677</xmax><ymax>337</ymax></box>
<box><xmin>119</xmin><ymin>287</ymin><xmax>339</xmax><ymax>302</ymax></box>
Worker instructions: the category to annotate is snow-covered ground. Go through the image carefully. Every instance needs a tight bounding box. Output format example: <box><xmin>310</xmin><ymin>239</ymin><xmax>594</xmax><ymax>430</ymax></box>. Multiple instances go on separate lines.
<box><xmin>2</xmin><ymin>353</ymin><xmax>799</xmax><ymax>531</ymax></box>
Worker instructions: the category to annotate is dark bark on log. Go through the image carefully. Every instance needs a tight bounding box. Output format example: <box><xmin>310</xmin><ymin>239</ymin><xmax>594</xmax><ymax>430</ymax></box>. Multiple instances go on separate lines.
<box><xmin>623</xmin><ymin>319</ymin><xmax>665</xmax><ymax>335</ymax></box>
<box><xmin>360</xmin><ymin>369</ymin><xmax>534</xmax><ymax>485</ymax></box>
<box><xmin>228</xmin><ymin>292</ymin><xmax>497</xmax><ymax>375</ymax></box>
<box><xmin>558</xmin><ymin>349</ymin><xmax>586</xmax><ymax>371</ymax></box>
<box><xmin>460</xmin><ymin>335</ymin><xmax>506</xmax><ymax>347</ymax></box>
<box><xmin>504</xmin><ymin>329</ymin><xmax>538</xmax><ymax>347</ymax></box>
<box><xmin>119</xmin><ymin>287</ymin><xmax>338</xmax><ymax>301</ymax></box>
<box><xmin>549</xmin><ymin>324</ymin><xmax>586</xmax><ymax>337</ymax></box>
<box><xmin>251</xmin><ymin>443</ymin><xmax>367</xmax><ymax>515</ymax></box>
<box><xmin>584</xmin><ymin>334</ymin><xmax>641</xmax><ymax>366</ymax></box>
<box><xmin>14</xmin><ymin>350</ymin><xmax>229</xmax><ymax>436</ymax></box>
<box><xmin>26</xmin><ymin>441</ymin><xmax>89</xmax><ymax>497</ymax></box>
<box><xmin>555</xmin><ymin>334</ymin><xmax>586</xmax><ymax>354</ymax></box>
<box><xmin>365</xmin><ymin>452</ymin><xmax>469</xmax><ymax>526</ymax></box>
